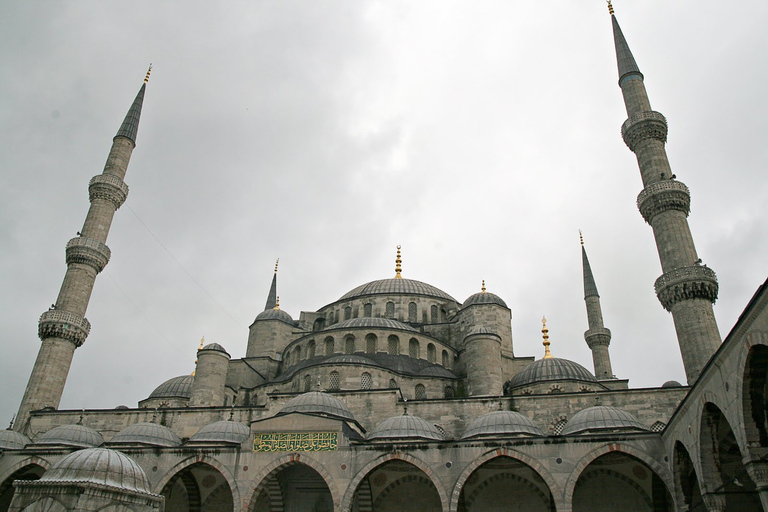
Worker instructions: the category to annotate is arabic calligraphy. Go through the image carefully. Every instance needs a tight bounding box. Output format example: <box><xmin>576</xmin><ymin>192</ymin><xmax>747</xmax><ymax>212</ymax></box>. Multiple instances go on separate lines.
<box><xmin>253</xmin><ymin>432</ymin><xmax>338</xmax><ymax>452</ymax></box>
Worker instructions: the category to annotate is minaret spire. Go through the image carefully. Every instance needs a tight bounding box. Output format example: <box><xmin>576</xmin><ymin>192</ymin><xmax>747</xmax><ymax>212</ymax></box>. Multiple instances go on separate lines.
<box><xmin>580</xmin><ymin>232</ymin><xmax>614</xmax><ymax>380</ymax></box>
<box><xmin>609</xmin><ymin>9</ymin><xmax>720</xmax><ymax>383</ymax></box>
<box><xmin>15</xmin><ymin>69</ymin><xmax>150</xmax><ymax>431</ymax></box>
<box><xmin>264</xmin><ymin>259</ymin><xmax>278</xmax><ymax>310</ymax></box>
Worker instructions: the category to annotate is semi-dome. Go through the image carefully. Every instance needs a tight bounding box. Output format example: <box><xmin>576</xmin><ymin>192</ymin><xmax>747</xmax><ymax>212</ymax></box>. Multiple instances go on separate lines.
<box><xmin>505</xmin><ymin>358</ymin><xmax>597</xmax><ymax>389</ymax></box>
<box><xmin>462</xmin><ymin>292</ymin><xmax>508</xmax><ymax>309</ymax></box>
<box><xmin>41</xmin><ymin>447</ymin><xmax>151</xmax><ymax>493</ymax></box>
<box><xmin>561</xmin><ymin>406</ymin><xmax>647</xmax><ymax>435</ymax></box>
<box><xmin>148</xmin><ymin>375</ymin><xmax>194</xmax><ymax>399</ymax></box>
<box><xmin>662</xmin><ymin>380</ymin><xmax>683</xmax><ymax>388</ymax></box>
<box><xmin>368</xmin><ymin>414</ymin><xmax>443</xmax><ymax>441</ymax></box>
<box><xmin>330</xmin><ymin>317</ymin><xmax>417</xmax><ymax>332</ymax></box>
<box><xmin>109</xmin><ymin>422</ymin><xmax>182</xmax><ymax>447</ymax></box>
<box><xmin>339</xmin><ymin>278</ymin><xmax>457</xmax><ymax>303</ymax></box>
<box><xmin>201</xmin><ymin>342</ymin><xmax>229</xmax><ymax>354</ymax></box>
<box><xmin>0</xmin><ymin>430</ymin><xmax>31</xmax><ymax>450</ymax></box>
<box><xmin>279</xmin><ymin>392</ymin><xmax>355</xmax><ymax>422</ymax></box>
<box><xmin>254</xmin><ymin>308</ymin><xmax>295</xmax><ymax>325</ymax></box>
<box><xmin>36</xmin><ymin>424</ymin><xmax>104</xmax><ymax>448</ymax></box>
<box><xmin>189</xmin><ymin>420</ymin><xmax>251</xmax><ymax>444</ymax></box>
<box><xmin>461</xmin><ymin>411</ymin><xmax>543</xmax><ymax>439</ymax></box>
<box><xmin>325</xmin><ymin>354</ymin><xmax>376</xmax><ymax>365</ymax></box>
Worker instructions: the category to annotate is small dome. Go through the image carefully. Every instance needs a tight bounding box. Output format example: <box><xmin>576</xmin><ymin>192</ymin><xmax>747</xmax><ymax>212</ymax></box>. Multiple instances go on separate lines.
<box><xmin>41</xmin><ymin>447</ymin><xmax>151</xmax><ymax>493</ymax></box>
<box><xmin>0</xmin><ymin>430</ymin><xmax>31</xmax><ymax>449</ymax></box>
<box><xmin>662</xmin><ymin>380</ymin><xmax>683</xmax><ymax>388</ymax></box>
<box><xmin>464</xmin><ymin>326</ymin><xmax>501</xmax><ymax>339</ymax></box>
<box><xmin>561</xmin><ymin>406</ymin><xmax>647</xmax><ymax>435</ymax></box>
<box><xmin>109</xmin><ymin>422</ymin><xmax>182</xmax><ymax>447</ymax></box>
<box><xmin>148</xmin><ymin>375</ymin><xmax>194</xmax><ymax>399</ymax></box>
<box><xmin>505</xmin><ymin>358</ymin><xmax>596</xmax><ymax>389</ymax></box>
<box><xmin>325</xmin><ymin>354</ymin><xmax>376</xmax><ymax>365</ymax></box>
<box><xmin>255</xmin><ymin>308</ymin><xmax>295</xmax><ymax>325</ymax></box>
<box><xmin>190</xmin><ymin>421</ymin><xmax>251</xmax><ymax>444</ymax></box>
<box><xmin>461</xmin><ymin>411</ymin><xmax>543</xmax><ymax>439</ymax></box>
<box><xmin>280</xmin><ymin>392</ymin><xmax>355</xmax><ymax>422</ymax></box>
<box><xmin>462</xmin><ymin>292</ymin><xmax>508</xmax><ymax>309</ymax></box>
<box><xmin>36</xmin><ymin>424</ymin><xmax>104</xmax><ymax>448</ymax></box>
<box><xmin>369</xmin><ymin>414</ymin><xmax>443</xmax><ymax>441</ymax></box>
<box><xmin>330</xmin><ymin>317</ymin><xmax>417</xmax><ymax>332</ymax></box>
<box><xmin>339</xmin><ymin>278</ymin><xmax>457</xmax><ymax>303</ymax></box>
<box><xmin>201</xmin><ymin>342</ymin><xmax>229</xmax><ymax>354</ymax></box>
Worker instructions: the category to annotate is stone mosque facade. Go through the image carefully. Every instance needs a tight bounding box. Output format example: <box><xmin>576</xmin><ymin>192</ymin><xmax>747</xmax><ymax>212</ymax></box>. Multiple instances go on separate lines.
<box><xmin>2</xmin><ymin>7</ymin><xmax>768</xmax><ymax>512</ymax></box>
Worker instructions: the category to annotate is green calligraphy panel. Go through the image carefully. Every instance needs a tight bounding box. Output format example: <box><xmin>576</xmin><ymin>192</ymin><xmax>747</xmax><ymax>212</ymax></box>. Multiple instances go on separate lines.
<box><xmin>253</xmin><ymin>432</ymin><xmax>338</xmax><ymax>452</ymax></box>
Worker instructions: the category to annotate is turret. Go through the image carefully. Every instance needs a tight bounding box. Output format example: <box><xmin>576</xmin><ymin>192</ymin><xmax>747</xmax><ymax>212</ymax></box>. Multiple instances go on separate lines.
<box><xmin>580</xmin><ymin>233</ymin><xmax>614</xmax><ymax>380</ymax></box>
<box><xmin>189</xmin><ymin>343</ymin><xmax>231</xmax><ymax>407</ymax></box>
<box><xmin>609</xmin><ymin>4</ymin><xmax>720</xmax><ymax>383</ymax></box>
<box><xmin>15</xmin><ymin>67</ymin><xmax>152</xmax><ymax>431</ymax></box>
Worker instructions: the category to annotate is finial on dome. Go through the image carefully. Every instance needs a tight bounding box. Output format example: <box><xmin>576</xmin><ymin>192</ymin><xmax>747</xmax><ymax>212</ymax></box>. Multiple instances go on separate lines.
<box><xmin>198</xmin><ymin>337</ymin><xmax>204</xmax><ymax>350</ymax></box>
<box><xmin>607</xmin><ymin>0</ymin><xmax>614</xmax><ymax>15</ymax></box>
<box><xmin>274</xmin><ymin>296</ymin><xmax>280</xmax><ymax>310</ymax></box>
<box><xmin>542</xmin><ymin>316</ymin><xmax>553</xmax><ymax>359</ymax></box>
<box><xmin>395</xmin><ymin>245</ymin><xmax>403</xmax><ymax>279</ymax></box>
<box><xmin>8</xmin><ymin>414</ymin><xmax>15</xmax><ymax>430</ymax></box>
<box><xmin>229</xmin><ymin>407</ymin><xmax>235</xmax><ymax>421</ymax></box>
<box><xmin>482</xmin><ymin>280</ymin><xmax>486</xmax><ymax>293</ymax></box>
<box><xmin>144</xmin><ymin>64</ymin><xmax>152</xmax><ymax>84</ymax></box>
<box><xmin>274</xmin><ymin>258</ymin><xmax>279</xmax><ymax>274</ymax></box>
<box><xmin>152</xmin><ymin>409</ymin><xmax>158</xmax><ymax>423</ymax></box>
<box><xmin>579</xmin><ymin>230</ymin><xmax>584</xmax><ymax>246</ymax></box>
<box><xmin>402</xmin><ymin>397</ymin><xmax>408</xmax><ymax>415</ymax></box>
<box><xmin>78</xmin><ymin>409</ymin><xmax>84</xmax><ymax>425</ymax></box>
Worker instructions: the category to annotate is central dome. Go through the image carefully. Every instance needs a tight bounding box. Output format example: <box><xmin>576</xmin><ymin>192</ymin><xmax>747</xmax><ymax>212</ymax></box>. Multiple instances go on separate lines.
<box><xmin>339</xmin><ymin>278</ymin><xmax>457</xmax><ymax>303</ymax></box>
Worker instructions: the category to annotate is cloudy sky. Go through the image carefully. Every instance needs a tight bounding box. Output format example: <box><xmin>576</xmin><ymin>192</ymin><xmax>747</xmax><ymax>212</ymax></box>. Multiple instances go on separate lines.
<box><xmin>1</xmin><ymin>1</ymin><xmax>767</xmax><ymax>420</ymax></box>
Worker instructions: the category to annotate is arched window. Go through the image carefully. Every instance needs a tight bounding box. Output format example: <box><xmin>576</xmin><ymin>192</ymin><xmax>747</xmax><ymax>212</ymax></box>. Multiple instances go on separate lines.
<box><xmin>388</xmin><ymin>335</ymin><xmax>400</xmax><ymax>355</ymax></box>
<box><xmin>325</xmin><ymin>337</ymin><xmax>335</xmax><ymax>356</ymax></box>
<box><xmin>304</xmin><ymin>374</ymin><xmax>312</xmax><ymax>392</ymax></box>
<box><xmin>366</xmin><ymin>334</ymin><xmax>377</xmax><ymax>354</ymax></box>
<box><xmin>329</xmin><ymin>371</ymin><xmax>340</xmax><ymax>391</ymax></box>
<box><xmin>344</xmin><ymin>336</ymin><xmax>355</xmax><ymax>355</ymax></box>
<box><xmin>329</xmin><ymin>311</ymin><xmax>334</xmax><ymax>324</ymax></box>
<box><xmin>415</xmin><ymin>384</ymin><xmax>427</xmax><ymax>400</ymax></box>
<box><xmin>444</xmin><ymin>386</ymin><xmax>454</xmax><ymax>398</ymax></box>
<box><xmin>294</xmin><ymin>346</ymin><xmax>302</xmax><ymax>362</ymax></box>
<box><xmin>307</xmin><ymin>341</ymin><xmax>316</xmax><ymax>359</ymax></box>
<box><xmin>431</xmin><ymin>305</ymin><xmax>438</xmax><ymax>323</ymax></box>
<box><xmin>364</xmin><ymin>303</ymin><xmax>372</xmax><ymax>317</ymax></box>
<box><xmin>442</xmin><ymin>350</ymin><xmax>449</xmax><ymax>368</ymax></box>
<box><xmin>389</xmin><ymin>379</ymin><xmax>398</xmax><ymax>389</ymax></box>
<box><xmin>313</xmin><ymin>318</ymin><xmax>325</xmax><ymax>331</ymax></box>
<box><xmin>292</xmin><ymin>379</ymin><xmax>300</xmax><ymax>392</ymax></box>
<box><xmin>386</xmin><ymin>301</ymin><xmax>395</xmax><ymax>319</ymax></box>
<box><xmin>344</xmin><ymin>306</ymin><xmax>352</xmax><ymax>320</ymax></box>
<box><xmin>408</xmin><ymin>302</ymin><xmax>417</xmax><ymax>323</ymax></box>
<box><xmin>427</xmin><ymin>343</ymin><xmax>436</xmax><ymax>363</ymax></box>
<box><xmin>409</xmin><ymin>338</ymin><xmax>420</xmax><ymax>359</ymax></box>
<box><xmin>361</xmin><ymin>372</ymin><xmax>372</xmax><ymax>390</ymax></box>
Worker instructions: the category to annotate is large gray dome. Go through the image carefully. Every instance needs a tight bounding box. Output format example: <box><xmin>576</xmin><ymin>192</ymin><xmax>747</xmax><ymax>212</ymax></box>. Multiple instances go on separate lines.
<box><xmin>36</xmin><ymin>424</ymin><xmax>104</xmax><ymax>448</ymax></box>
<box><xmin>0</xmin><ymin>430</ymin><xmax>31</xmax><ymax>450</ymax></box>
<box><xmin>109</xmin><ymin>422</ymin><xmax>182</xmax><ymax>447</ymax></box>
<box><xmin>561</xmin><ymin>406</ymin><xmax>647</xmax><ymax>435</ymax></box>
<box><xmin>280</xmin><ymin>392</ymin><xmax>355</xmax><ymax>422</ymax></box>
<box><xmin>148</xmin><ymin>375</ymin><xmax>194</xmax><ymax>399</ymax></box>
<box><xmin>339</xmin><ymin>278</ymin><xmax>457</xmax><ymax>303</ymax></box>
<box><xmin>254</xmin><ymin>308</ymin><xmax>295</xmax><ymax>325</ymax></box>
<box><xmin>462</xmin><ymin>292</ymin><xmax>508</xmax><ymax>309</ymax></box>
<box><xmin>330</xmin><ymin>317</ymin><xmax>417</xmax><ymax>332</ymax></box>
<box><xmin>461</xmin><ymin>411</ymin><xmax>543</xmax><ymax>439</ymax></box>
<box><xmin>505</xmin><ymin>358</ymin><xmax>597</xmax><ymax>389</ymax></box>
<box><xmin>190</xmin><ymin>421</ymin><xmax>251</xmax><ymax>444</ymax></box>
<box><xmin>41</xmin><ymin>447</ymin><xmax>151</xmax><ymax>493</ymax></box>
<box><xmin>368</xmin><ymin>414</ymin><xmax>443</xmax><ymax>441</ymax></box>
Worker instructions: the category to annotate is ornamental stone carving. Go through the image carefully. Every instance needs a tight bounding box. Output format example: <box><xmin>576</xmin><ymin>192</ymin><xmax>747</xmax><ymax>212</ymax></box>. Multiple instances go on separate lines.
<box><xmin>584</xmin><ymin>327</ymin><xmax>611</xmax><ymax>348</ymax></box>
<box><xmin>655</xmin><ymin>265</ymin><xmax>719</xmax><ymax>311</ymax></box>
<box><xmin>38</xmin><ymin>310</ymin><xmax>91</xmax><ymax>346</ymax></box>
<box><xmin>88</xmin><ymin>174</ymin><xmax>129</xmax><ymax>209</ymax></box>
<box><xmin>66</xmin><ymin>237</ymin><xmax>111</xmax><ymax>273</ymax></box>
<box><xmin>636</xmin><ymin>180</ymin><xmax>691</xmax><ymax>223</ymax></box>
<box><xmin>621</xmin><ymin>110</ymin><xmax>668</xmax><ymax>151</ymax></box>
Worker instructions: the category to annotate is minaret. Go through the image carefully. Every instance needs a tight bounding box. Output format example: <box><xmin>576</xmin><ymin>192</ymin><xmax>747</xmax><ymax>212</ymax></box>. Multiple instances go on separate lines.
<box><xmin>580</xmin><ymin>232</ymin><xmax>614</xmax><ymax>380</ymax></box>
<box><xmin>15</xmin><ymin>67</ymin><xmax>151</xmax><ymax>431</ymax></box>
<box><xmin>609</xmin><ymin>4</ymin><xmax>720</xmax><ymax>383</ymax></box>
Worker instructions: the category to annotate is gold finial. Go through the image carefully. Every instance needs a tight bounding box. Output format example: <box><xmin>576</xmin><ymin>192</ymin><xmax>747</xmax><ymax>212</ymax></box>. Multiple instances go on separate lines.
<box><xmin>579</xmin><ymin>230</ymin><xmax>584</xmax><ymax>247</ymax></box>
<box><xmin>607</xmin><ymin>0</ymin><xmax>614</xmax><ymax>16</ymax></box>
<box><xmin>192</xmin><ymin>337</ymin><xmax>204</xmax><ymax>375</ymax></box>
<box><xmin>542</xmin><ymin>316</ymin><xmax>553</xmax><ymax>359</ymax></box>
<box><xmin>274</xmin><ymin>296</ymin><xmax>280</xmax><ymax>310</ymax></box>
<box><xmin>481</xmin><ymin>280</ymin><xmax>486</xmax><ymax>293</ymax></box>
<box><xmin>274</xmin><ymin>258</ymin><xmax>279</xmax><ymax>274</ymax></box>
<box><xmin>394</xmin><ymin>245</ymin><xmax>403</xmax><ymax>279</ymax></box>
<box><xmin>144</xmin><ymin>64</ymin><xmax>152</xmax><ymax>84</ymax></box>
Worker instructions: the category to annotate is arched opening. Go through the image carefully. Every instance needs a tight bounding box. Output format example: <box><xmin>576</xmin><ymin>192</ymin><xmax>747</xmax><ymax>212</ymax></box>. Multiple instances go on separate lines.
<box><xmin>329</xmin><ymin>371</ymin><xmax>340</xmax><ymax>391</ymax></box>
<box><xmin>252</xmin><ymin>463</ymin><xmax>333</xmax><ymax>512</ymax></box>
<box><xmin>161</xmin><ymin>462</ymin><xmax>233</xmax><ymax>512</ymax></box>
<box><xmin>313</xmin><ymin>318</ymin><xmax>325</xmax><ymax>332</ymax></box>
<box><xmin>361</xmin><ymin>372</ymin><xmax>372</xmax><ymax>390</ymax></box>
<box><xmin>415</xmin><ymin>384</ymin><xmax>426</xmax><ymax>400</ymax></box>
<box><xmin>385</xmin><ymin>302</ymin><xmax>395</xmax><ymax>319</ymax></box>
<box><xmin>743</xmin><ymin>344</ymin><xmax>768</xmax><ymax>447</ymax></box>
<box><xmin>442</xmin><ymin>350</ymin><xmax>449</xmax><ymax>368</ymax></box>
<box><xmin>430</xmin><ymin>305</ymin><xmax>438</xmax><ymax>323</ymax></box>
<box><xmin>387</xmin><ymin>335</ymin><xmax>400</xmax><ymax>356</ymax></box>
<box><xmin>345</xmin><ymin>306</ymin><xmax>352</xmax><ymax>320</ymax></box>
<box><xmin>408</xmin><ymin>302</ymin><xmax>417</xmax><ymax>323</ymax></box>
<box><xmin>307</xmin><ymin>341</ymin><xmax>316</xmax><ymax>359</ymax></box>
<box><xmin>572</xmin><ymin>452</ymin><xmax>673</xmax><ymax>512</ymax></box>
<box><xmin>427</xmin><ymin>344</ymin><xmax>436</xmax><ymax>363</ymax></box>
<box><xmin>345</xmin><ymin>336</ymin><xmax>356</xmax><ymax>355</ymax></box>
<box><xmin>324</xmin><ymin>337</ymin><xmax>335</xmax><ymax>356</ymax></box>
<box><xmin>699</xmin><ymin>402</ymin><xmax>761</xmax><ymax>510</ymax></box>
<box><xmin>351</xmin><ymin>460</ymin><xmax>441</xmax><ymax>512</ymax></box>
<box><xmin>673</xmin><ymin>441</ymin><xmax>703</xmax><ymax>511</ymax></box>
<box><xmin>0</xmin><ymin>464</ymin><xmax>45</xmax><ymax>512</ymax></box>
<box><xmin>364</xmin><ymin>303</ymin><xmax>373</xmax><ymax>317</ymax></box>
<box><xmin>366</xmin><ymin>334</ymin><xmax>377</xmax><ymax>354</ymax></box>
<box><xmin>304</xmin><ymin>374</ymin><xmax>312</xmax><ymax>392</ymax></box>
<box><xmin>294</xmin><ymin>346</ymin><xmax>302</xmax><ymax>363</ymax></box>
<box><xmin>409</xmin><ymin>339</ymin><xmax>420</xmax><ymax>359</ymax></box>
<box><xmin>457</xmin><ymin>456</ymin><xmax>554</xmax><ymax>512</ymax></box>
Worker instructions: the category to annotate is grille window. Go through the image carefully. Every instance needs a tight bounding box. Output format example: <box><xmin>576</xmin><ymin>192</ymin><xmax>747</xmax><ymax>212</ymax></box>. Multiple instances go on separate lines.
<box><xmin>431</xmin><ymin>305</ymin><xmax>438</xmax><ymax>323</ymax></box>
<box><xmin>366</xmin><ymin>334</ymin><xmax>377</xmax><ymax>354</ymax></box>
<box><xmin>427</xmin><ymin>344</ymin><xmax>436</xmax><ymax>363</ymax></box>
<box><xmin>329</xmin><ymin>371</ymin><xmax>340</xmax><ymax>391</ymax></box>
<box><xmin>415</xmin><ymin>384</ymin><xmax>427</xmax><ymax>400</ymax></box>
<box><xmin>388</xmin><ymin>335</ymin><xmax>400</xmax><ymax>355</ymax></box>
<box><xmin>408</xmin><ymin>302</ymin><xmax>417</xmax><ymax>322</ymax></box>
<box><xmin>553</xmin><ymin>419</ymin><xmax>567</xmax><ymax>435</ymax></box>
<box><xmin>650</xmin><ymin>421</ymin><xmax>666</xmax><ymax>432</ymax></box>
<box><xmin>364</xmin><ymin>303</ymin><xmax>372</xmax><ymax>317</ymax></box>
<box><xmin>389</xmin><ymin>379</ymin><xmax>398</xmax><ymax>389</ymax></box>
<box><xmin>325</xmin><ymin>338</ymin><xmax>334</xmax><ymax>356</ymax></box>
<box><xmin>345</xmin><ymin>337</ymin><xmax>355</xmax><ymax>355</ymax></box>
<box><xmin>344</xmin><ymin>306</ymin><xmax>352</xmax><ymax>320</ymax></box>
<box><xmin>442</xmin><ymin>350</ymin><xmax>450</xmax><ymax>368</ymax></box>
<box><xmin>444</xmin><ymin>386</ymin><xmax>454</xmax><ymax>398</ymax></box>
<box><xmin>409</xmin><ymin>339</ymin><xmax>420</xmax><ymax>359</ymax></box>
<box><xmin>361</xmin><ymin>372</ymin><xmax>372</xmax><ymax>389</ymax></box>
<box><xmin>386</xmin><ymin>302</ymin><xmax>395</xmax><ymax>319</ymax></box>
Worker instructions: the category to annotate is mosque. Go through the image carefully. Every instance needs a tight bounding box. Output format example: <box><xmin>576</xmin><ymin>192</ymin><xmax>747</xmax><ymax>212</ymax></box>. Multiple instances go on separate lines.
<box><xmin>2</xmin><ymin>5</ymin><xmax>768</xmax><ymax>512</ymax></box>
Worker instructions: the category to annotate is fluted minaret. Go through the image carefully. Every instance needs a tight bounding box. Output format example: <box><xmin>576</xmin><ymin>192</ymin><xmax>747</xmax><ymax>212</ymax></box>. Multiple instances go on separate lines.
<box><xmin>609</xmin><ymin>5</ymin><xmax>720</xmax><ymax>384</ymax></box>
<box><xmin>580</xmin><ymin>233</ymin><xmax>614</xmax><ymax>380</ymax></box>
<box><xmin>15</xmin><ymin>68</ymin><xmax>151</xmax><ymax>431</ymax></box>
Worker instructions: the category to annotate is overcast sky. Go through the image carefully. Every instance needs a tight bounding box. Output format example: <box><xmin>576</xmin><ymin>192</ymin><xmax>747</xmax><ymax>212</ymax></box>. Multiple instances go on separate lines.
<box><xmin>1</xmin><ymin>1</ymin><xmax>767</xmax><ymax>421</ymax></box>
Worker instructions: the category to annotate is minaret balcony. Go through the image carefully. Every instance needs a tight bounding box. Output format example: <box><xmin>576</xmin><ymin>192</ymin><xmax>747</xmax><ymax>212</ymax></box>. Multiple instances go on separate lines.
<box><xmin>621</xmin><ymin>110</ymin><xmax>667</xmax><ymax>151</ymax></box>
<box><xmin>38</xmin><ymin>310</ymin><xmax>91</xmax><ymax>346</ymax></box>
<box><xmin>655</xmin><ymin>265</ymin><xmax>719</xmax><ymax>311</ymax></box>
<box><xmin>89</xmin><ymin>174</ymin><xmax>129</xmax><ymax>209</ymax></box>
<box><xmin>584</xmin><ymin>327</ymin><xmax>612</xmax><ymax>348</ymax></box>
<box><xmin>636</xmin><ymin>180</ymin><xmax>691</xmax><ymax>223</ymax></box>
<box><xmin>65</xmin><ymin>237</ymin><xmax>111</xmax><ymax>273</ymax></box>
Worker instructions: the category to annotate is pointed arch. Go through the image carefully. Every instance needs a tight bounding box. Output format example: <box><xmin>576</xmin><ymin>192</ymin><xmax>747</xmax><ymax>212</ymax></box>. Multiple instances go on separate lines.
<box><xmin>153</xmin><ymin>454</ymin><xmax>240</xmax><ymax>508</ymax></box>
<box><xmin>245</xmin><ymin>453</ymin><xmax>338</xmax><ymax>511</ymax></box>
